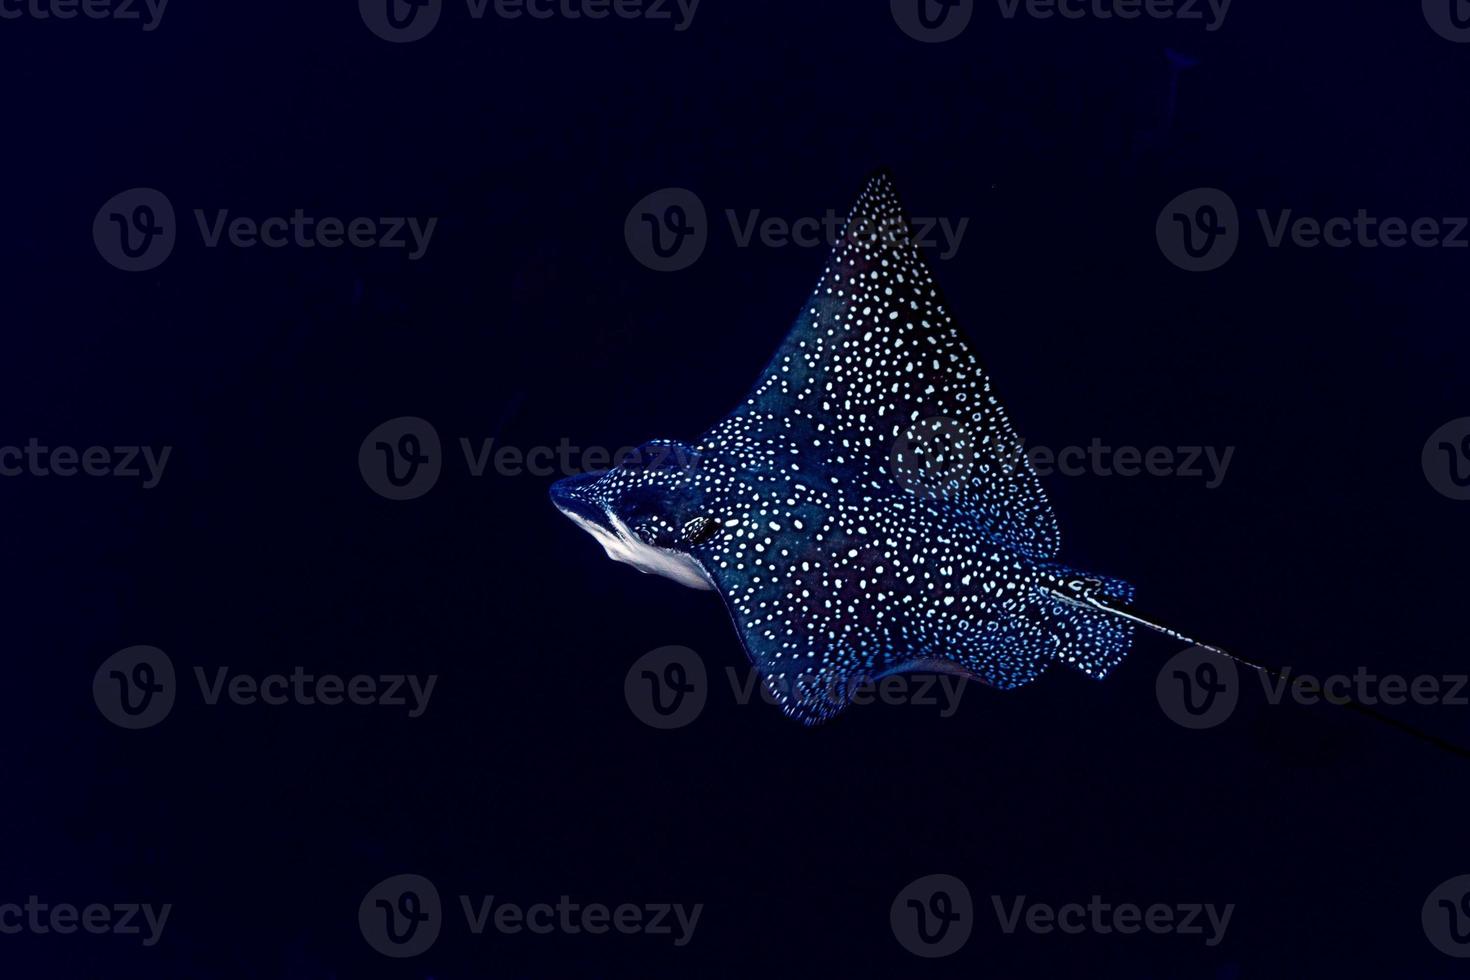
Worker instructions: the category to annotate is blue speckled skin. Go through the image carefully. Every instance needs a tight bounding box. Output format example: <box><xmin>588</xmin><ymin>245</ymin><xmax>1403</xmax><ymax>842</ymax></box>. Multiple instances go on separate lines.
<box><xmin>554</xmin><ymin>171</ymin><xmax>1134</xmax><ymax>724</ymax></box>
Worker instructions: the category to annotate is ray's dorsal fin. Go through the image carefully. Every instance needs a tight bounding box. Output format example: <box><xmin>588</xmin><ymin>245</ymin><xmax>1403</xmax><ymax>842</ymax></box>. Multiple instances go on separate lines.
<box><xmin>706</xmin><ymin>169</ymin><xmax>1059</xmax><ymax>560</ymax></box>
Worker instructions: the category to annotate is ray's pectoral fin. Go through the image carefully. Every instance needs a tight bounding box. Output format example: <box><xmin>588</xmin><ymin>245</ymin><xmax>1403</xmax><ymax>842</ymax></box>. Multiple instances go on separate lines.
<box><xmin>1030</xmin><ymin>565</ymin><xmax>1138</xmax><ymax>680</ymax></box>
<box><xmin>687</xmin><ymin>170</ymin><xmax>1115</xmax><ymax>724</ymax></box>
<box><xmin>706</xmin><ymin>168</ymin><xmax>1061</xmax><ymax>561</ymax></box>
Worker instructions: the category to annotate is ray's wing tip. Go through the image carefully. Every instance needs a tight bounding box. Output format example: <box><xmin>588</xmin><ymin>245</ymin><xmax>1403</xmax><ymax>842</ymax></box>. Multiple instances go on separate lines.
<box><xmin>866</xmin><ymin>165</ymin><xmax>897</xmax><ymax>184</ymax></box>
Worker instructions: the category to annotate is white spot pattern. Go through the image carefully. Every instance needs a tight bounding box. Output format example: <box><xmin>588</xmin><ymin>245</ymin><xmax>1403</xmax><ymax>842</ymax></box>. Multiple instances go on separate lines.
<box><xmin>553</xmin><ymin>172</ymin><xmax>1135</xmax><ymax>724</ymax></box>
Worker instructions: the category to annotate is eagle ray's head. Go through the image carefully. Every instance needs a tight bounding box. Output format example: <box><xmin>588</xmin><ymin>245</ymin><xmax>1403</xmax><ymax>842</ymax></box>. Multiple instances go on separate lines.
<box><xmin>549</xmin><ymin>439</ymin><xmax>720</xmax><ymax>590</ymax></box>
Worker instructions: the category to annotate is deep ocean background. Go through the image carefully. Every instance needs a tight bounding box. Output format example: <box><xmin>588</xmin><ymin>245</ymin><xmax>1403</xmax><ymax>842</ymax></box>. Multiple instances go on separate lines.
<box><xmin>3</xmin><ymin>0</ymin><xmax>1469</xmax><ymax>976</ymax></box>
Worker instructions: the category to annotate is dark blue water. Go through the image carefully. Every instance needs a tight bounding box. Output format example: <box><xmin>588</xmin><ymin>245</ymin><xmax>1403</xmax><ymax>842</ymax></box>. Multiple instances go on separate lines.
<box><xmin>4</xmin><ymin>1</ymin><xmax>1470</xmax><ymax>976</ymax></box>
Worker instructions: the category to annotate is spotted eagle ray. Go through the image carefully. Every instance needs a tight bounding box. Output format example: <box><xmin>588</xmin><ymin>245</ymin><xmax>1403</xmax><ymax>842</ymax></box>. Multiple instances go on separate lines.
<box><xmin>552</xmin><ymin>171</ymin><xmax>1468</xmax><ymax>749</ymax></box>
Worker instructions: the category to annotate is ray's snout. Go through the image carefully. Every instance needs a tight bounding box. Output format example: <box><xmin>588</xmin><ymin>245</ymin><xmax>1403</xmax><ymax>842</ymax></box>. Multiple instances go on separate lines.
<box><xmin>549</xmin><ymin>471</ymin><xmax>610</xmax><ymax>528</ymax></box>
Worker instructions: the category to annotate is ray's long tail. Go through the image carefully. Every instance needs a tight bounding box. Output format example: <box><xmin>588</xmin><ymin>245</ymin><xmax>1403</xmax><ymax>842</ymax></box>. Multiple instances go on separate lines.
<box><xmin>1039</xmin><ymin>572</ymin><xmax>1470</xmax><ymax>761</ymax></box>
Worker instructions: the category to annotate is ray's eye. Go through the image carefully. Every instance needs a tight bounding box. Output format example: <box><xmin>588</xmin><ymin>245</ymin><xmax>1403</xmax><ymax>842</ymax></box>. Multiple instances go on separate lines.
<box><xmin>683</xmin><ymin>516</ymin><xmax>720</xmax><ymax>546</ymax></box>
